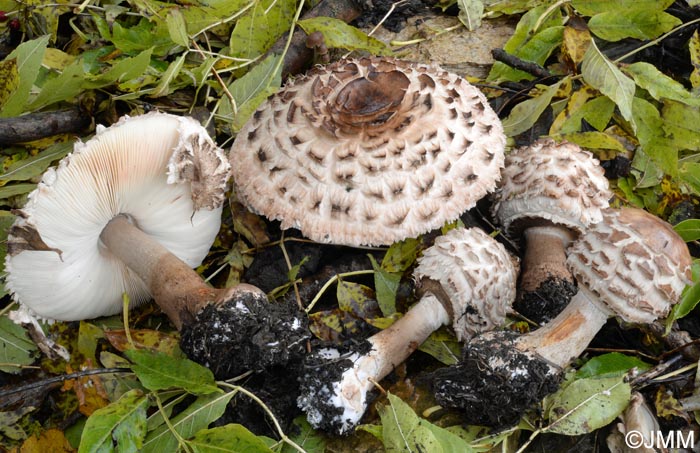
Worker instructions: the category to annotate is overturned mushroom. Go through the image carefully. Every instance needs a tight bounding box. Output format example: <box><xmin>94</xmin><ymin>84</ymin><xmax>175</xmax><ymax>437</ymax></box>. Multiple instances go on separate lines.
<box><xmin>230</xmin><ymin>57</ymin><xmax>506</xmax><ymax>246</ymax></box>
<box><xmin>432</xmin><ymin>208</ymin><xmax>692</xmax><ymax>428</ymax></box>
<box><xmin>5</xmin><ymin>112</ymin><xmax>308</xmax><ymax>377</ymax></box>
<box><xmin>492</xmin><ymin>139</ymin><xmax>611</xmax><ymax>323</ymax></box>
<box><xmin>298</xmin><ymin>227</ymin><xmax>517</xmax><ymax>433</ymax></box>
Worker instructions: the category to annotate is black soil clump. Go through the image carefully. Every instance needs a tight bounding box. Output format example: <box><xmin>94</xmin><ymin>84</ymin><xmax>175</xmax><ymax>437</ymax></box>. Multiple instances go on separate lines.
<box><xmin>180</xmin><ymin>290</ymin><xmax>309</xmax><ymax>380</ymax></box>
<box><xmin>297</xmin><ymin>340</ymin><xmax>373</xmax><ymax>433</ymax></box>
<box><xmin>515</xmin><ymin>276</ymin><xmax>578</xmax><ymax>324</ymax></box>
<box><xmin>431</xmin><ymin>331</ymin><xmax>562</xmax><ymax>428</ymax></box>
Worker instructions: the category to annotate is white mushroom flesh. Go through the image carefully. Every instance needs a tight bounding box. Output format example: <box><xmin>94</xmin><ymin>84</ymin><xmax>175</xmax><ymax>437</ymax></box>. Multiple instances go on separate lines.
<box><xmin>231</xmin><ymin>57</ymin><xmax>505</xmax><ymax>246</ymax></box>
<box><xmin>5</xmin><ymin>112</ymin><xmax>230</xmax><ymax>321</ymax></box>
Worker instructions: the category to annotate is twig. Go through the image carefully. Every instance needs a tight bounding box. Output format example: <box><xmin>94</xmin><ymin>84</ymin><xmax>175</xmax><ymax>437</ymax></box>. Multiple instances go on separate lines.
<box><xmin>491</xmin><ymin>49</ymin><xmax>553</xmax><ymax>79</ymax></box>
<box><xmin>0</xmin><ymin>108</ymin><xmax>90</xmax><ymax>145</ymax></box>
<box><xmin>0</xmin><ymin>368</ymin><xmax>129</xmax><ymax>397</ymax></box>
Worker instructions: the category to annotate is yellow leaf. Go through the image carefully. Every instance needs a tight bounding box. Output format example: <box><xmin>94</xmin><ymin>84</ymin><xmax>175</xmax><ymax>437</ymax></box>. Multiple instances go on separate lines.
<box><xmin>690</xmin><ymin>30</ymin><xmax>700</xmax><ymax>90</ymax></box>
<box><xmin>561</xmin><ymin>26</ymin><xmax>591</xmax><ymax>68</ymax></box>
<box><xmin>0</xmin><ymin>59</ymin><xmax>19</xmax><ymax>111</ymax></box>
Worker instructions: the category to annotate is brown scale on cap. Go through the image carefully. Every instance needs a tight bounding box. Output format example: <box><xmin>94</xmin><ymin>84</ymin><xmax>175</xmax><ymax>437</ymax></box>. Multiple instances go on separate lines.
<box><xmin>231</xmin><ymin>57</ymin><xmax>505</xmax><ymax>246</ymax></box>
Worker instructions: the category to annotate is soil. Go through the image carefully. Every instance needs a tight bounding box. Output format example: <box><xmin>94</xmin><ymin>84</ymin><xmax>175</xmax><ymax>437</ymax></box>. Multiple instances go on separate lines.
<box><xmin>431</xmin><ymin>331</ymin><xmax>562</xmax><ymax>428</ymax></box>
<box><xmin>180</xmin><ymin>289</ymin><xmax>309</xmax><ymax>379</ymax></box>
<box><xmin>515</xmin><ymin>276</ymin><xmax>578</xmax><ymax>324</ymax></box>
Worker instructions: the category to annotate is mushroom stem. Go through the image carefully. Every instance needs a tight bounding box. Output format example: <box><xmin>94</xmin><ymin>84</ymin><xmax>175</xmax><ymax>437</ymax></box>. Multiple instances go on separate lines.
<box><xmin>514</xmin><ymin>286</ymin><xmax>611</xmax><ymax>366</ymax></box>
<box><xmin>300</xmin><ymin>293</ymin><xmax>450</xmax><ymax>433</ymax></box>
<box><xmin>519</xmin><ymin>225</ymin><xmax>575</xmax><ymax>293</ymax></box>
<box><xmin>340</xmin><ymin>292</ymin><xmax>450</xmax><ymax>401</ymax></box>
<box><xmin>100</xmin><ymin>214</ymin><xmax>216</xmax><ymax>329</ymax></box>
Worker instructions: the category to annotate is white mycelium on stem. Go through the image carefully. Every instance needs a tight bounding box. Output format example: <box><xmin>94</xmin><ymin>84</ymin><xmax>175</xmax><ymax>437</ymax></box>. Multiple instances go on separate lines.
<box><xmin>298</xmin><ymin>227</ymin><xmax>517</xmax><ymax>433</ymax></box>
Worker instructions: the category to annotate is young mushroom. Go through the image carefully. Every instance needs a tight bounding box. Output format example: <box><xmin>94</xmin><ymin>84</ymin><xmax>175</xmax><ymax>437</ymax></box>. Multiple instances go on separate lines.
<box><xmin>431</xmin><ymin>207</ymin><xmax>692</xmax><ymax>428</ymax></box>
<box><xmin>5</xmin><ymin>112</ymin><xmax>308</xmax><ymax>377</ymax></box>
<box><xmin>491</xmin><ymin>139</ymin><xmax>611</xmax><ymax>323</ymax></box>
<box><xmin>297</xmin><ymin>227</ymin><xmax>517</xmax><ymax>434</ymax></box>
<box><xmin>230</xmin><ymin>56</ymin><xmax>506</xmax><ymax>247</ymax></box>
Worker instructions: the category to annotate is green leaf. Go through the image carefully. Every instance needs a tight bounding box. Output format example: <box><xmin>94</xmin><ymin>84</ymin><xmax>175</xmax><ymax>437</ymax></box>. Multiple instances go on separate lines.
<box><xmin>377</xmin><ymin>393</ymin><xmax>474</xmax><ymax>452</ymax></box>
<box><xmin>0</xmin><ymin>59</ymin><xmax>19</xmax><ymax>111</ymax></box>
<box><xmin>187</xmin><ymin>424</ymin><xmax>274</xmax><ymax>453</ymax></box>
<box><xmin>223</xmin><ymin>54</ymin><xmax>283</xmax><ymax>133</ymax></box>
<box><xmin>368</xmin><ymin>255</ymin><xmax>399</xmax><ymax>316</ymax></box>
<box><xmin>125</xmin><ymin>349</ymin><xmax>220</xmax><ymax>395</ymax></box>
<box><xmin>418</xmin><ymin>330</ymin><xmax>460</xmax><ymax>365</ymax></box>
<box><xmin>229</xmin><ymin>0</ymin><xmax>296</xmax><ymax>60</ymax></box>
<box><xmin>625</xmin><ymin>62</ymin><xmax>700</xmax><ymax>107</ymax></box>
<box><xmin>150</xmin><ymin>53</ymin><xmax>187</xmax><ymax>97</ymax></box>
<box><xmin>581</xmin><ymin>40</ymin><xmax>636</xmax><ymax>130</ymax></box>
<box><xmin>545</xmin><ymin>375</ymin><xmax>631</xmax><ymax>435</ymax></box>
<box><xmin>337</xmin><ymin>280</ymin><xmax>379</xmax><ymax>319</ymax></box>
<box><xmin>0</xmin><ymin>210</ymin><xmax>16</xmax><ymax>275</ymax></box>
<box><xmin>674</xmin><ymin>219</ymin><xmax>700</xmax><ymax>242</ymax></box>
<box><xmin>680</xmin><ymin>162</ymin><xmax>700</xmax><ymax>195</ymax></box>
<box><xmin>667</xmin><ymin>263</ymin><xmax>700</xmax><ymax>324</ymax></box>
<box><xmin>142</xmin><ymin>391</ymin><xmax>235</xmax><ymax>453</ymax></box>
<box><xmin>0</xmin><ymin>316</ymin><xmax>39</xmax><ymax>373</ymax></box>
<box><xmin>555</xmin><ymin>96</ymin><xmax>615</xmax><ymax>134</ymax></box>
<box><xmin>166</xmin><ymin>8</ymin><xmax>189</xmax><ymax>47</ymax></box>
<box><xmin>487</xmin><ymin>5</ymin><xmax>564</xmax><ymax>82</ymax></box>
<box><xmin>0</xmin><ymin>35</ymin><xmax>50</xmax><ymax>117</ymax></box>
<box><xmin>0</xmin><ymin>141</ymin><xmax>73</xmax><ymax>183</ymax></box>
<box><xmin>457</xmin><ymin>0</ymin><xmax>484</xmax><ymax>31</ymax></box>
<box><xmin>662</xmin><ymin>100</ymin><xmax>700</xmax><ymax>152</ymax></box>
<box><xmin>571</xmin><ymin>0</ymin><xmax>674</xmax><ymax>16</ymax></box>
<box><xmin>381</xmin><ymin>238</ymin><xmax>420</xmax><ymax>273</ymax></box>
<box><xmin>110</xmin><ymin>18</ymin><xmax>175</xmax><ymax>56</ymax></box>
<box><xmin>632</xmin><ymin>97</ymin><xmax>677</xmax><ymax>177</ymax></box>
<box><xmin>0</xmin><ymin>183</ymin><xmax>37</xmax><ymax>199</ymax></box>
<box><xmin>281</xmin><ymin>417</ymin><xmax>326</xmax><ymax>453</ymax></box>
<box><xmin>588</xmin><ymin>10</ymin><xmax>681</xmax><ymax>42</ymax></box>
<box><xmin>298</xmin><ymin>17</ymin><xmax>391</xmax><ymax>56</ymax></box>
<box><xmin>690</xmin><ymin>30</ymin><xmax>700</xmax><ymax>89</ymax></box>
<box><xmin>576</xmin><ymin>353</ymin><xmax>651</xmax><ymax>379</ymax></box>
<box><xmin>84</xmin><ymin>48</ymin><xmax>154</xmax><ymax>89</ymax></box>
<box><xmin>488</xmin><ymin>26</ymin><xmax>564</xmax><ymax>83</ymax></box>
<box><xmin>27</xmin><ymin>60</ymin><xmax>85</xmax><ymax>111</ymax></box>
<box><xmin>78</xmin><ymin>389</ymin><xmax>148</xmax><ymax>453</ymax></box>
<box><xmin>502</xmin><ymin>78</ymin><xmax>565</xmax><ymax>136</ymax></box>
<box><xmin>553</xmin><ymin>131</ymin><xmax>626</xmax><ymax>154</ymax></box>
<box><xmin>630</xmin><ymin>146</ymin><xmax>664</xmax><ymax>188</ymax></box>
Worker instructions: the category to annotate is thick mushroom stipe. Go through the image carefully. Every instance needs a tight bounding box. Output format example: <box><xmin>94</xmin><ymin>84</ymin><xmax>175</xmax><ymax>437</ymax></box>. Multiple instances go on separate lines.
<box><xmin>432</xmin><ymin>207</ymin><xmax>692</xmax><ymax>427</ymax></box>
<box><xmin>5</xmin><ymin>112</ymin><xmax>229</xmax><ymax>321</ymax></box>
<box><xmin>180</xmin><ymin>284</ymin><xmax>310</xmax><ymax>380</ymax></box>
<box><xmin>298</xmin><ymin>227</ymin><xmax>517</xmax><ymax>434</ymax></box>
<box><xmin>491</xmin><ymin>139</ymin><xmax>611</xmax><ymax>323</ymax></box>
<box><xmin>231</xmin><ymin>57</ymin><xmax>506</xmax><ymax>246</ymax></box>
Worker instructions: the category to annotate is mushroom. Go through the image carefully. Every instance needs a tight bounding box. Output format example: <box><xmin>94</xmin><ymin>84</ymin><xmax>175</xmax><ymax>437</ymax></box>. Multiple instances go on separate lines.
<box><xmin>491</xmin><ymin>138</ymin><xmax>611</xmax><ymax>323</ymax></box>
<box><xmin>297</xmin><ymin>227</ymin><xmax>517</xmax><ymax>433</ymax></box>
<box><xmin>230</xmin><ymin>56</ymin><xmax>506</xmax><ymax>247</ymax></box>
<box><xmin>431</xmin><ymin>207</ymin><xmax>693</xmax><ymax>428</ymax></box>
<box><xmin>5</xmin><ymin>112</ymin><xmax>308</xmax><ymax>377</ymax></box>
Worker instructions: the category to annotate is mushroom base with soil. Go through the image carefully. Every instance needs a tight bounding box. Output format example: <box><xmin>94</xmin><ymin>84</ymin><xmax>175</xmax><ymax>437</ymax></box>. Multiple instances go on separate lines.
<box><xmin>101</xmin><ymin>215</ymin><xmax>308</xmax><ymax>379</ymax></box>
<box><xmin>431</xmin><ymin>331</ymin><xmax>562</xmax><ymax>428</ymax></box>
<box><xmin>180</xmin><ymin>288</ymin><xmax>309</xmax><ymax>380</ymax></box>
<box><xmin>513</xmin><ymin>275</ymin><xmax>577</xmax><ymax>324</ymax></box>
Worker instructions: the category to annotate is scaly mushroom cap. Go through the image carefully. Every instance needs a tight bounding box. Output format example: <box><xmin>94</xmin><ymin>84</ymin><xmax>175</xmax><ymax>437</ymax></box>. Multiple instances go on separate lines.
<box><xmin>230</xmin><ymin>57</ymin><xmax>506</xmax><ymax>246</ymax></box>
<box><xmin>567</xmin><ymin>207</ymin><xmax>692</xmax><ymax>323</ymax></box>
<box><xmin>5</xmin><ymin>112</ymin><xmax>230</xmax><ymax>321</ymax></box>
<box><xmin>413</xmin><ymin>227</ymin><xmax>517</xmax><ymax>341</ymax></box>
<box><xmin>492</xmin><ymin>139</ymin><xmax>611</xmax><ymax>234</ymax></box>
